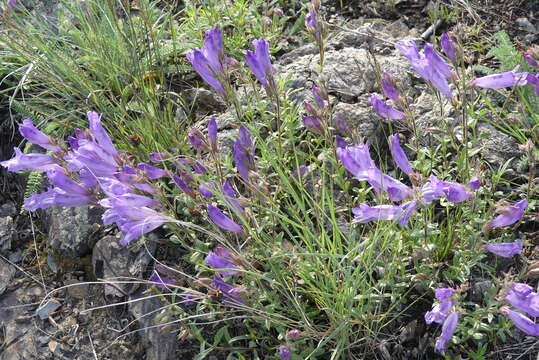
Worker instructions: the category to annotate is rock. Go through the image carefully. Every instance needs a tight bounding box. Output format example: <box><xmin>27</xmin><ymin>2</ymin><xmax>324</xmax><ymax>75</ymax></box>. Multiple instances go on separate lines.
<box><xmin>477</xmin><ymin>123</ymin><xmax>525</xmax><ymax>171</ymax></box>
<box><xmin>471</xmin><ymin>280</ymin><xmax>494</xmax><ymax>303</ymax></box>
<box><xmin>47</xmin><ymin>205</ymin><xmax>103</xmax><ymax>258</ymax></box>
<box><xmin>0</xmin><ymin>202</ymin><xmax>17</xmax><ymax>217</ymax></box>
<box><xmin>332</xmin><ymin>100</ymin><xmax>383</xmax><ymax>142</ymax></box>
<box><xmin>0</xmin><ymin>256</ymin><xmax>16</xmax><ymax>296</ymax></box>
<box><xmin>92</xmin><ymin>235</ymin><xmax>156</xmax><ymax>298</ymax></box>
<box><xmin>36</xmin><ymin>299</ymin><xmax>62</xmax><ymax>320</ymax></box>
<box><xmin>183</xmin><ymin>87</ymin><xmax>227</xmax><ymax>113</ymax></box>
<box><xmin>129</xmin><ymin>287</ymin><xmax>178</xmax><ymax>360</ymax></box>
<box><xmin>0</xmin><ymin>216</ymin><xmax>14</xmax><ymax>252</ymax></box>
<box><xmin>65</xmin><ymin>279</ymin><xmax>90</xmax><ymax>299</ymax></box>
<box><xmin>516</xmin><ymin>17</ymin><xmax>537</xmax><ymax>34</ymax></box>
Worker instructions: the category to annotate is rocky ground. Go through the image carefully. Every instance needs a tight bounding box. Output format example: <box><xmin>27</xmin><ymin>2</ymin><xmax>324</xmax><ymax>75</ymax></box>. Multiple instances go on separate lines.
<box><xmin>0</xmin><ymin>1</ymin><xmax>537</xmax><ymax>359</ymax></box>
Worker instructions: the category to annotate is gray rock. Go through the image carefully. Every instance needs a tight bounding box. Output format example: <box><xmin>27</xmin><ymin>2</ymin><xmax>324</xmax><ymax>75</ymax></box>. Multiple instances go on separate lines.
<box><xmin>471</xmin><ymin>280</ymin><xmax>494</xmax><ymax>303</ymax></box>
<box><xmin>332</xmin><ymin>100</ymin><xmax>383</xmax><ymax>142</ymax></box>
<box><xmin>477</xmin><ymin>123</ymin><xmax>524</xmax><ymax>171</ymax></box>
<box><xmin>0</xmin><ymin>216</ymin><xmax>14</xmax><ymax>252</ymax></box>
<box><xmin>129</xmin><ymin>287</ymin><xmax>178</xmax><ymax>360</ymax></box>
<box><xmin>47</xmin><ymin>205</ymin><xmax>103</xmax><ymax>258</ymax></box>
<box><xmin>92</xmin><ymin>235</ymin><xmax>156</xmax><ymax>298</ymax></box>
<box><xmin>0</xmin><ymin>202</ymin><xmax>17</xmax><ymax>217</ymax></box>
<box><xmin>516</xmin><ymin>17</ymin><xmax>537</xmax><ymax>34</ymax></box>
<box><xmin>0</xmin><ymin>256</ymin><xmax>16</xmax><ymax>296</ymax></box>
<box><xmin>36</xmin><ymin>299</ymin><xmax>62</xmax><ymax>320</ymax></box>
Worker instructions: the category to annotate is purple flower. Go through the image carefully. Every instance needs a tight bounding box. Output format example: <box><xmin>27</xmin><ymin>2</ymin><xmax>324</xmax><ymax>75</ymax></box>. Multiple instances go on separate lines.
<box><xmin>368</xmin><ymin>95</ymin><xmax>406</xmax><ymax>120</ymax></box>
<box><xmin>467</xmin><ymin>176</ymin><xmax>481</xmax><ymax>191</ymax></box>
<box><xmin>6</xmin><ymin>0</ymin><xmax>17</xmax><ymax>10</ymax></box>
<box><xmin>425</xmin><ymin>288</ymin><xmax>455</xmax><ymax>325</ymax></box>
<box><xmin>525</xmin><ymin>49</ymin><xmax>538</xmax><ymax>68</ymax></box>
<box><xmin>485</xmin><ymin>199</ymin><xmax>527</xmax><ymax>230</ymax></box>
<box><xmin>19</xmin><ymin>119</ymin><xmax>61</xmax><ymax>152</ymax></box>
<box><xmin>501</xmin><ymin>307</ymin><xmax>539</xmax><ymax>336</ymax></box>
<box><xmin>335</xmin><ymin>135</ymin><xmax>348</xmax><ymax>148</ymax></box>
<box><xmin>435</xmin><ymin>311</ymin><xmax>459</xmax><ymax>353</ymax></box>
<box><xmin>505</xmin><ymin>283</ymin><xmax>539</xmax><ymax>317</ymax></box>
<box><xmin>420</xmin><ymin>175</ymin><xmax>472</xmax><ymax>204</ymax></box>
<box><xmin>471</xmin><ymin>67</ymin><xmax>530</xmax><ymax>89</ymax></box>
<box><xmin>293</xmin><ymin>165</ymin><xmax>308</xmax><ymax>178</ymax></box>
<box><xmin>98</xmin><ymin>177</ymin><xmax>132</xmax><ymax>196</ymax></box>
<box><xmin>312</xmin><ymin>84</ymin><xmax>326</xmax><ymax>108</ymax></box>
<box><xmin>213</xmin><ymin>276</ymin><xmax>246</xmax><ymax>305</ymax></box>
<box><xmin>137</xmin><ymin>163</ymin><xmax>167</xmax><ymax>180</ymax></box>
<box><xmin>149</xmin><ymin>273</ymin><xmax>174</xmax><ymax>290</ymax></box>
<box><xmin>440</xmin><ymin>33</ymin><xmax>457</xmax><ymax>63</ymax></box>
<box><xmin>24</xmin><ymin>187</ymin><xmax>94</xmax><ymax>211</ymax></box>
<box><xmin>149</xmin><ymin>152</ymin><xmax>168</xmax><ymax>162</ymax></box>
<box><xmin>208</xmin><ymin>117</ymin><xmax>218</xmax><ymax>151</ymax></box>
<box><xmin>232</xmin><ymin>128</ymin><xmax>255</xmax><ymax>182</ymax></box>
<box><xmin>278</xmin><ymin>345</ymin><xmax>291</xmax><ymax>360</ymax></box>
<box><xmin>352</xmin><ymin>201</ymin><xmax>417</xmax><ymax>226</ymax></box>
<box><xmin>381</xmin><ymin>73</ymin><xmax>400</xmax><ymax>102</ymax></box>
<box><xmin>207</xmin><ymin>204</ymin><xmax>244</xmax><ymax>233</ymax></box>
<box><xmin>336</xmin><ymin>144</ymin><xmax>412</xmax><ymax>202</ymax></box>
<box><xmin>188</xmin><ymin>134</ymin><xmax>207</xmax><ymax>150</ymax></box>
<box><xmin>186</xmin><ymin>28</ymin><xmax>227</xmax><ymax>94</ymax></box>
<box><xmin>223</xmin><ymin>181</ymin><xmax>244</xmax><ymax>213</ymax></box>
<box><xmin>172</xmin><ymin>174</ymin><xmax>194</xmax><ymax>196</ymax></box>
<box><xmin>1</xmin><ymin>147</ymin><xmax>57</xmax><ymax>172</ymax></box>
<box><xmin>484</xmin><ymin>241</ymin><xmax>523</xmax><ymax>258</ymax></box>
<box><xmin>87</xmin><ymin>111</ymin><xmax>118</xmax><ymax>158</ymax></box>
<box><xmin>396</xmin><ymin>40</ymin><xmax>453</xmax><ymax>98</ymax></box>
<box><xmin>246</xmin><ymin>38</ymin><xmax>274</xmax><ymax>86</ymax></box>
<box><xmin>388</xmin><ymin>134</ymin><xmax>413</xmax><ymax>175</ymax></box>
<box><xmin>305</xmin><ymin>10</ymin><xmax>317</xmax><ymax>31</ymax></box>
<box><xmin>199</xmin><ymin>183</ymin><xmax>215</xmax><ymax>198</ymax></box>
<box><xmin>46</xmin><ymin>166</ymin><xmax>90</xmax><ymax>195</ymax></box>
<box><xmin>204</xmin><ymin>247</ymin><xmax>240</xmax><ymax>275</ymax></box>
<box><xmin>442</xmin><ymin>181</ymin><xmax>472</xmax><ymax>203</ymax></box>
<box><xmin>302</xmin><ymin>114</ymin><xmax>324</xmax><ymax>133</ymax></box>
<box><xmin>99</xmin><ymin>193</ymin><xmax>159</xmax><ymax>208</ymax></box>
<box><xmin>114</xmin><ymin>207</ymin><xmax>173</xmax><ymax>245</ymax></box>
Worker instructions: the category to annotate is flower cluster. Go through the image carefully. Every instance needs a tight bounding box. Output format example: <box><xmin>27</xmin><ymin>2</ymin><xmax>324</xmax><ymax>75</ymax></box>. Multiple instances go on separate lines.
<box><xmin>337</xmin><ymin>134</ymin><xmax>476</xmax><ymax>226</ymax></box>
<box><xmin>205</xmin><ymin>247</ymin><xmax>246</xmax><ymax>305</ymax></box>
<box><xmin>502</xmin><ymin>283</ymin><xmax>539</xmax><ymax>336</ymax></box>
<box><xmin>302</xmin><ymin>82</ymin><xmax>329</xmax><ymax>133</ymax></box>
<box><xmin>425</xmin><ymin>288</ymin><xmax>459</xmax><ymax>353</ymax></box>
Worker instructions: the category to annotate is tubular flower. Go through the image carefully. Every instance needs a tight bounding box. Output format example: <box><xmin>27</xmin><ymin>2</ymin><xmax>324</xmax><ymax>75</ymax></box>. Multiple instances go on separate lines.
<box><xmin>204</xmin><ymin>247</ymin><xmax>240</xmax><ymax>275</ymax></box>
<box><xmin>19</xmin><ymin>118</ymin><xmax>61</xmax><ymax>152</ymax></box>
<box><xmin>425</xmin><ymin>288</ymin><xmax>455</xmax><ymax>325</ymax></box>
<box><xmin>440</xmin><ymin>33</ymin><xmax>457</xmax><ymax>64</ymax></box>
<box><xmin>485</xmin><ymin>199</ymin><xmax>527</xmax><ymax>230</ymax></box>
<box><xmin>388</xmin><ymin>134</ymin><xmax>413</xmax><ymax>175</ymax></box>
<box><xmin>149</xmin><ymin>273</ymin><xmax>175</xmax><ymax>290</ymax></box>
<box><xmin>233</xmin><ymin>126</ymin><xmax>255</xmax><ymax>182</ymax></box>
<box><xmin>186</xmin><ymin>27</ymin><xmax>228</xmax><ymax>94</ymax></box>
<box><xmin>505</xmin><ymin>283</ymin><xmax>539</xmax><ymax>317</ymax></box>
<box><xmin>24</xmin><ymin>187</ymin><xmax>94</xmax><ymax>211</ymax></box>
<box><xmin>501</xmin><ymin>307</ymin><xmax>539</xmax><ymax>336</ymax></box>
<box><xmin>246</xmin><ymin>38</ymin><xmax>274</xmax><ymax>87</ymax></box>
<box><xmin>208</xmin><ymin>117</ymin><xmax>218</xmax><ymax>151</ymax></box>
<box><xmin>471</xmin><ymin>66</ymin><xmax>530</xmax><ymax>89</ymax></box>
<box><xmin>484</xmin><ymin>241</ymin><xmax>523</xmax><ymax>258</ymax></box>
<box><xmin>368</xmin><ymin>95</ymin><xmax>406</xmax><ymax>120</ymax></box>
<box><xmin>0</xmin><ymin>147</ymin><xmax>57</xmax><ymax>172</ymax></box>
<box><xmin>435</xmin><ymin>311</ymin><xmax>459</xmax><ymax>353</ymax></box>
<box><xmin>213</xmin><ymin>276</ymin><xmax>246</xmax><ymax>305</ymax></box>
<box><xmin>352</xmin><ymin>201</ymin><xmax>417</xmax><ymax>226</ymax></box>
<box><xmin>467</xmin><ymin>176</ymin><xmax>481</xmax><ymax>191</ymax></box>
<box><xmin>396</xmin><ymin>40</ymin><xmax>453</xmax><ymax>98</ymax></box>
<box><xmin>381</xmin><ymin>72</ymin><xmax>400</xmax><ymax>102</ymax></box>
<box><xmin>207</xmin><ymin>204</ymin><xmax>244</xmax><ymax>234</ymax></box>
<box><xmin>302</xmin><ymin>114</ymin><xmax>324</xmax><ymax>133</ymax></box>
<box><xmin>524</xmin><ymin>49</ymin><xmax>538</xmax><ymax>69</ymax></box>
<box><xmin>278</xmin><ymin>346</ymin><xmax>291</xmax><ymax>360</ymax></box>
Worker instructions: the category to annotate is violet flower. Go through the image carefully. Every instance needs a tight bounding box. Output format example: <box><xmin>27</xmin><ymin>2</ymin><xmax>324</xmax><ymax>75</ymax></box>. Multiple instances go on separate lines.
<box><xmin>1</xmin><ymin>147</ymin><xmax>57</xmax><ymax>172</ymax></box>
<box><xmin>312</xmin><ymin>84</ymin><xmax>326</xmax><ymax>109</ymax></box>
<box><xmin>246</xmin><ymin>38</ymin><xmax>274</xmax><ymax>87</ymax></box>
<box><xmin>207</xmin><ymin>204</ymin><xmax>244</xmax><ymax>233</ymax></box>
<box><xmin>501</xmin><ymin>307</ymin><xmax>539</xmax><ymax>336</ymax></box>
<box><xmin>440</xmin><ymin>33</ymin><xmax>457</xmax><ymax>64</ymax></box>
<box><xmin>149</xmin><ymin>152</ymin><xmax>168</xmax><ymax>162</ymax></box>
<box><xmin>467</xmin><ymin>176</ymin><xmax>481</xmax><ymax>191</ymax></box>
<box><xmin>352</xmin><ymin>201</ymin><xmax>417</xmax><ymax>226</ymax></box>
<box><xmin>188</xmin><ymin>134</ymin><xmax>207</xmax><ymax>150</ymax></box>
<box><xmin>381</xmin><ymin>73</ymin><xmax>400</xmax><ymax>102</ymax></box>
<box><xmin>525</xmin><ymin>49</ymin><xmax>538</xmax><ymax>69</ymax></box>
<box><xmin>137</xmin><ymin>163</ymin><xmax>167</xmax><ymax>180</ymax></box>
<box><xmin>425</xmin><ymin>288</ymin><xmax>454</xmax><ymax>325</ymax></box>
<box><xmin>335</xmin><ymin>135</ymin><xmax>348</xmax><ymax>148</ymax></box>
<box><xmin>484</xmin><ymin>241</ymin><xmax>523</xmax><ymax>258</ymax></box>
<box><xmin>19</xmin><ymin>119</ymin><xmax>61</xmax><ymax>152</ymax></box>
<box><xmin>388</xmin><ymin>134</ymin><xmax>413</xmax><ymax>175</ymax></box>
<box><xmin>24</xmin><ymin>187</ymin><xmax>94</xmax><ymax>211</ymax></box>
<box><xmin>435</xmin><ymin>311</ymin><xmax>459</xmax><ymax>353</ymax></box>
<box><xmin>208</xmin><ymin>117</ymin><xmax>218</xmax><ymax>151</ymax></box>
<box><xmin>505</xmin><ymin>283</ymin><xmax>539</xmax><ymax>317</ymax></box>
<box><xmin>302</xmin><ymin>114</ymin><xmax>324</xmax><ymax>133</ymax></box>
<box><xmin>173</xmin><ymin>174</ymin><xmax>194</xmax><ymax>196</ymax></box>
<box><xmin>223</xmin><ymin>181</ymin><xmax>244</xmax><ymax>214</ymax></box>
<box><xmin>204</xmin><ymin>247</ymin><xmax>240</xmax><ymax>275</ymax></box>
<box><xmin>213</xmin><ymin>276</ymin><xmax>246</xmax><ymax>305</ymax></box>
<box><xmin>368</xmin><ymin>95</ymin><xmax>406</xmax><ymax>120</ymax></box>
<box><xmin>396</xmin><ymin>40</ymin><xmax>453</xmax><ymax>98</ymax></box>
<box><xmin>186</xmin><ymin>28</ymin><xmax>227</xmax><ymax>94</ymax></box>
<box><xmin>485</xmin><ymin>199</ymin><xmax>527</xmax><ymax>230</ymax></box>
<box><xmin>149</xmin><ymin>273</ymin><xmax>175</xmax><ymax>290</ymax></box>
<box><xmin>46</xmin><ymin>166</ymin><xmax>90</xmax><ymax>195</ymax></box>
<box><xmin>287</xmin><ymin>329</ymin><xmax>301</xmax><ymax>340</ymax></box>
<box><xmin>87</xmin><ymin>111</ymin><xmax>118</xmax><ymax>158</ymax></box>
<box><xmin>114</xmin><ymin>206</ymin><xmax>173</xmax><ymax>245</ymax></box>
<box><xmin>471</xmin><ymin>67</ymin><xmax>530</xmax><ymax>89</ymax></box>
<box><xmin>278</xmin><ymin>346</ymin><xmax>291</xmax><ymax>360</ymax></box>
<box><xmin>199</xmin><ymin>183</ymin><xmax>215</xmax><ymax>199</ymax></box>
